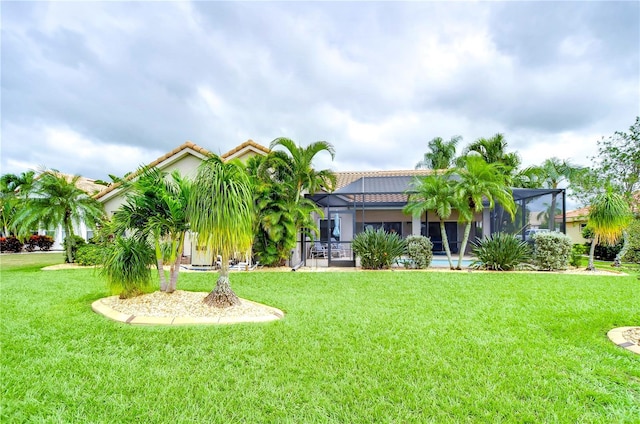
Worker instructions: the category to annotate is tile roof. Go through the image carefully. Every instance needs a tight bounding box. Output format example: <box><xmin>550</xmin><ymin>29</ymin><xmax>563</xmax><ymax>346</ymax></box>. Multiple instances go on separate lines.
<box><xmin>221</xmin><ymin>140</ymin><xmax>270</xmax><ymax>159</ymax></box>
<box><xmin>54</xmin><ymin>172</ymin><xmax>105</xmax><ymax>195</ymax></box>
<box><xmin>334</xmin><ymin>169</ymin><xmax>433</xmax><ymax>190</ymax></box>
<box><xmin>94</xmin><ymin>141</ymin><xmax>213</xmax><ymax>200</ymax></box>
<box><xmin>565</xmin><ymin>206</ymin><xmax>590</xmax><ymax>220</ymax></box>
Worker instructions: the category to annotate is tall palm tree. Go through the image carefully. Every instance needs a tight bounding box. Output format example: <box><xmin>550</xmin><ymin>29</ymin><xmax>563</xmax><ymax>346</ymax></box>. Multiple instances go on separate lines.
<box><xmin>112</xmin><ymin>167</ymin><xmax>191</xmax><ymax>293</ymax></box>
<box><xmin>586</xmin><ymin>186</ymin><xmax>632</xmax><ymax>271</ymax></box>
<box><xmin>531</xmin><ymin>158</ymin><xmax>583</xmax><ymax>231</ymax></box>
<box><xmin>268</xmin><ymin>138</ymin><xmax>337</xmax><ymax>203</ymax></box>
<box><xmin>460</xmin><ymin>133</ymin><xmax>521</xmax><ymax>178</ymax></box>
<box><xmin>13</xmin><ymin>169</ymin><xmax>105</xmax><ymax>263</ymax></box>
<box><xmin>189</xmin><ymin>156</ymin><xmax>254</xmax><ymax>307</ymax></box>
<box><xmin>415</xmin><ymin>136</ymin><xmax>461</xmax><ymax>170</ymax></box>
<box><xmin>247</xmin><ymin>154</ymin><xmax>322</xmax><ymax>266</ymax></box>
<box><xmin>453</xmin><ymin>156</ymin><xmax>516</xmax><ymax>270</ymax></box>
<box><xmin>404</xmin><ymin>173</ymin><xmax>458</xmax><ymax>269</ymax></box>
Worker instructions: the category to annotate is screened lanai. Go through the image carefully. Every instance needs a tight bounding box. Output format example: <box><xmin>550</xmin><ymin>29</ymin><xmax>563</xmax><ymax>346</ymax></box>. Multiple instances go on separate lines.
<box><xmin>304</xmin><ymin>175</ymin><xmax>566</xmax><ymax>267</ymax></box>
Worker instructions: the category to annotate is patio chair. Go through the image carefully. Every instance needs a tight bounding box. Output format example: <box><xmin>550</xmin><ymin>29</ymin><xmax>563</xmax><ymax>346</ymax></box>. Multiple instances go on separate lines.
<box><xmin>310</xmin><ymin>241</ymin><xmax>328</xmax><ymax>258</ymax></box>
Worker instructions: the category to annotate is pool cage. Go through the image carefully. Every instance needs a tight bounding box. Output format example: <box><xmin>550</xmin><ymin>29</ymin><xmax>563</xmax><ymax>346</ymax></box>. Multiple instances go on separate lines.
<box><xmin>304</xmin><ymin>176</ymin><xmax>566</xmax><ymax>267</ymax></box>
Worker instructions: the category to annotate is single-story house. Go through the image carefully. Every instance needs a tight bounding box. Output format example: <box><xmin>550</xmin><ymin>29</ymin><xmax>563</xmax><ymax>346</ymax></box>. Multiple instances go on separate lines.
<box><xmin>95</xmin><ymin>140</ymin><xmax>566</xmax><ymax>268</ymax></box>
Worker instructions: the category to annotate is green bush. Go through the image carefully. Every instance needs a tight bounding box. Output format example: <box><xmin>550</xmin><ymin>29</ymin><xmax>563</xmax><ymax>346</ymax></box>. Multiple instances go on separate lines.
<box><xmin>471</xmin><ymin>233</ymin><xmax>533</xmax><ymax>271</ymax></box>
<box><xmin>405</xmin><ymin>235</ymin><xmax>433</xmax><ymax>269</ymax></box>
<box><xmin>352</xmin><ymin>228</ymin><xmax>406</xmax><ymax>270</ymax></box>
<box><xmin>621</xmin><ymin>219</ymin><xmax>640</xmax><ymax>264</ymax></box>
<box><xmin>75</xmin><ymin>243</ymin><xmax>107</xmax><ymax>266</ymax></box>
<box><xmin>63</xmin><ymin>235</ymin><xmax>86</xmax><ymax>263</ymax></box>
<box><xmin>569</xmin><ymin>244</ymin><xmax>587</xmax><ymax>267</ymax></box>
<box><xmin>100</xmin><ymin>236</ymin><xmax>154</xmax><ymax>299</ymax></box>
<box><xmin>533</xmin><ymin>232</ymin><xmax>572</xmax><ymax>271</ymax></box>
<box><xmin>0</xmin><ymin>236</ymin><xmax>24</xmax><ymax>253</ymax></box>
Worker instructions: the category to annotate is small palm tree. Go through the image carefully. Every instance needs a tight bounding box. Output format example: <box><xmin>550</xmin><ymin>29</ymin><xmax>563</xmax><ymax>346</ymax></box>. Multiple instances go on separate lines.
<box><xmin>13</xmin><ymin>169</ymin><xmax>104</xmax><ymax>263</ymax></box>
<box><xmin>404</xmin><ymin>173</ymin><xmax>458</xmax><ymax>269</ymax></box>
<box><xmin>113</xmin><ymin>167</ymin><xmax>191</xmax><ymax>292</ymax></box>
<box><xmin>453</xmin><ymin>156</ymin><xmax>516</xmax><ymax>270</ymax></box>
<box><xmin>415</xmin><ymin>136</ymin><xmax>461</xmax><ymax>170</ymax></box>
<box><xmin>101</xmin><ymin>236</ymin><xmax>154</xmax><ymax>299</ymax></box>
<box><xmin>189</xmin><ymin>156</ymin><xmax>254</xmax><ymax>307</ymax></box>
<box><xmin>586</xmin><ymin>186</ymin><xmax>632</xmax><ymax>271</ymax></box>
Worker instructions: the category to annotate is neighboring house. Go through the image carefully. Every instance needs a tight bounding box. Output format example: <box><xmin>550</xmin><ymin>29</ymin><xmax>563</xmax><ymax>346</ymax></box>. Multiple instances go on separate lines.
<box><xmin>561</xmin><ymin>207</ymin><xmax>590</xmax><ymax>244</ymax></box>
<box><xmin>95</xmin><ymin>140</ymin><xmax>566</xmax><ymax>268</ymax></box>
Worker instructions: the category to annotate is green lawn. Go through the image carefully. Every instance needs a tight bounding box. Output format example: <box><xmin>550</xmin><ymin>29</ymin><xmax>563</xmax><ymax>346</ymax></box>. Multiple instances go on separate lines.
<box><xmin>1</xmin><ymin>254</ymin><xmax>639</xmax><ymax>423</ymax></box>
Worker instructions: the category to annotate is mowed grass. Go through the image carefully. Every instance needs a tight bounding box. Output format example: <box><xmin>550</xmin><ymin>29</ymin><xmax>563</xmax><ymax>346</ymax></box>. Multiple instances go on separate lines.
<box><xmin>1</xmin><ymin>254</ymin><xmax>639</xmax><ymax>423</ymax></box>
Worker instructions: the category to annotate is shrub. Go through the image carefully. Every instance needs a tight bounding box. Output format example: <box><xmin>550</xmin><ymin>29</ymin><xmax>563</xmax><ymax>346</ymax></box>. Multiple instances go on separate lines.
<box><xmin>75</xmin><ymin>243</ymin><xmax>107</xmax><ymax>266</ymax></box>
<box><xmin>352</xmin><ymin>228</ymin><xmax>406</xmax><ymax>270</ymax></box>
<box><xmin>569</xmin><ymin>243</ymin><xmax>587</xmax><ymax>267</ymax></box>
<box><xmin>533</xmin><ymin>232</ymin><xmax>572</xmax><ymax>271</ymax></box>
<box><xmin>63</xmin><ymin>235</ymin><xmax>86</xmax><ymax>263</ymax></box>
<box><xmin>24</xmin><ymin>235</ymin><xmax>54</xmax><ymax>252</ymax></box>
<box><xmin>100</xmin><ymin>236</ymin><xmax>154</xmax><ymax>299</ymax></box>
<box><xmin>621</xmin><ymin>219</ymin><xmax>640</xmax><ymax>264</ymax></box>
<box><xmin>0</xmin><ymin>236</ymin><xmax>24</xmax><ymax>253</ymax></box>
<box><xmin>583</xmin><ymin>241</ymin><xmax>623</xmax><ymax>261</ymax></box>
<box><xmin>405</xmin><ymin>235</ymin><xmax>433</xmax><ymax>269</ymax></box>
<box><xmin>37</xmin><ymin>235</ymin><xmax>54</xmax><ymax>251</ymax></box>
<box><xmin>581</xmin><ymin>225</ymin><xmax>624</xmax><ymax>261</ymax></box>
<box><xmin>471</xmin><ymin>233</ymin><xmax>533</xmax><ymax>271</ymax></box>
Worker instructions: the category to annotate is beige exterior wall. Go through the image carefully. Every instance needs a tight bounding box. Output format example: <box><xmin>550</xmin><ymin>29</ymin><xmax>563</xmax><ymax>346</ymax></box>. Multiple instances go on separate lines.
<box><xmin>566</xmin><ymin>221</ymin><xmax>588</xmax><ymax>244</ymax></box>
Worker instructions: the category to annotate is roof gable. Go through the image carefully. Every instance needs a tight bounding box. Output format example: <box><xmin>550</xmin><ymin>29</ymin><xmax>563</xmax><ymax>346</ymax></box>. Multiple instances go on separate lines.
<box><xmin>95</xmin><ymin>140</ymin><xmax>271</xmax><ymax>202</ymax></box>
<box><xmin>94</xmin><ymin>141</ymin><xmax>213</xmax><ymax>201</ymax></box>
<box><xmin>221</xmin><ymin>140</ymin><xmax>270</xmax><ymax>161</ymax></box>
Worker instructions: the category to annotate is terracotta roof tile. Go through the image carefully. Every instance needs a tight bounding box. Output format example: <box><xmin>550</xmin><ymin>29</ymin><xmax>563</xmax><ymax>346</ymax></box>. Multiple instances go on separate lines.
<box><xmin>221</xmin><ymin>140</ymin><xmax>270</xmax><ymax>159</ymax></box>
<box><xmin>334</xmin><ymin>169</ymin><xmax>433</xmax><ymax>190</ymax></box>
<box><xmin>94</xmin><ymin>141</ymin><xmax>213</xmax><ymax>200</ymax></box>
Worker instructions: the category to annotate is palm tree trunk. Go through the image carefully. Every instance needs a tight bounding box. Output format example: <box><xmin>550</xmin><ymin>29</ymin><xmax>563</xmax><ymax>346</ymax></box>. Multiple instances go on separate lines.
<box><xmin>439</xmin><ymin>220</ymin><xmax>454</xmax><ymax>270</ymax></box>
<box><xmin>203</xmin><ymin>256</ymin><xmax>240</xmax><ymax>307</ymax></box>
<box><xmin>457</xmin><ymin>222</ymin><xmax>472</xmax><ymax>270</ymax></box>
<box><xmin>64</xmin><ymin>216</ymin><xmax>74</xmax><ymax>263</ymax></box>
<box><xmin>587</xmin><ymin>236</ymin><xmax>597</xmax><ymax>271</ymax></box>
<box><xmin>549</xmin><ymin>194</ymin><xmax>557</xmax><ymax>231</ymax></box>
<box><xmin>613</xmin><ymin>230</ymin><xmax>629</xmax><ymax>268</ymax></box>
<box><xmin>168</xmin><ymin>232</ymin><xmax>185</xmax><ymax>293</ymax></box>
<box><xmin>154</xmin><ymin>239</ymin><xmax>168</xmax><ymax>292</ymax></box>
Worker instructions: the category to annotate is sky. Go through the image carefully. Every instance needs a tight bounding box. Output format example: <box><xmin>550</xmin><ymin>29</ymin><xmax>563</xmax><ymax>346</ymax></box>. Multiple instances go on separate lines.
<box><xmin>2</xmin><ymin>1</ymin><xmax>639</xmax><ymax>182</ymax></box>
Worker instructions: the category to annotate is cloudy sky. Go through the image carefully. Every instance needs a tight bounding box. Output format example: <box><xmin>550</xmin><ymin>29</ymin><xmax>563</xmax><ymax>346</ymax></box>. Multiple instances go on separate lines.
<box><xmin>2</xmin><ymin>1</ymin><xmax>638</xmax><ymax>181</ymax></box>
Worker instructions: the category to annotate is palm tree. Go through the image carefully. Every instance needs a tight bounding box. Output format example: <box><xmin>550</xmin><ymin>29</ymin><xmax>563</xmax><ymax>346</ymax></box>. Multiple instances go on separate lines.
<box><xmin>113</xmin><ymin>167</ymin><xmax>191</xmax><ymax>292</ymax></box>
<box><xmin>0</xmin><ymin>171</ymin><xmax>35</xmax><ymax>236</ymax></box>
<box><xmin>460</xmin><ymin>133</ymin><xmax>521</xmax><ymax>178</ymax></box>
<box><xmin>247</xmin><ymin>154</ymin><xmax>322</xmax><ymax>266</ymax></box>
<box><xmin>453</xmin><ymin>156</ymin><xmax>516</xmax><ymax>270</ymax></box>
<box><xmin>404</xmin><ymin>173</ymin><xmax>458</xmax><ymax>269</ymax></box>
<box><xmin>13</xmin><ymin>169</ymin><xmax>105</xmax><ymax>263</ymax></box>
<box><xmin>586</xmin><ymin>186</ymin><xmax>632</xmax><ymax>271</ymax></box>
<box><xmin>268</xmin><ymin>138</ymin><xmax>337</xmax><ymax>203</ymax></box>
<box><xmin>531</xmin><ymin>158</ymin><xmax>583</xmax><ymax>230</ymax></box>
<box><xmin>415</xmin><ymin>136</ymin><xmax>461</xmax><ymax>170</ymax></box>
<box><xmin>101</xmin><ymin>235</ymin><xmax>154</xmax><ymax>299</ymax></box>
<box><xmin>189</xmin><ymin>156</ymin><xmax>254</xmax><ymax>307</ymax></box>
